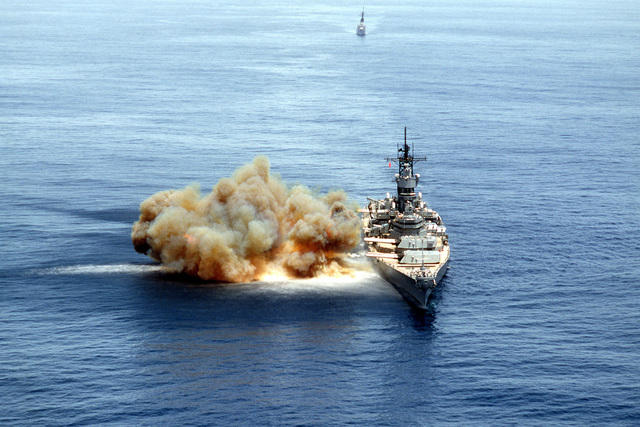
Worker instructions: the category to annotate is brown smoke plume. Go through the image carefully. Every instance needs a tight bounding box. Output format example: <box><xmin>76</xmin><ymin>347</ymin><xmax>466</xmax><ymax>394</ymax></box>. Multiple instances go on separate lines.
<box><xmin>132</xmin><ymin>156</ymin><xmax>362</xmax><ymax>282</ymax></box>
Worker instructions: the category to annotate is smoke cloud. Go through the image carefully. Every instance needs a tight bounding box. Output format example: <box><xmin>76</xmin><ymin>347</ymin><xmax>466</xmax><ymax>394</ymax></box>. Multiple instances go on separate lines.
<box><xmin>132</xmin><ymin>156</ymin><xmax>362</xmax><ymax>282</ymax></box>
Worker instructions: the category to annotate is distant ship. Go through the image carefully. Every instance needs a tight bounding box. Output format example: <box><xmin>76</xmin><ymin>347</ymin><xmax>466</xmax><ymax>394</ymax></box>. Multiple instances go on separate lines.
<box><xmin>362</xmin><ymin>128</ymin><xmax>450</xmax><ymax>309</ymax></box>
<box><xmin>357</xmin><ymin>8</ymin><xmax>366</xmax><ymax>36</ymax></box>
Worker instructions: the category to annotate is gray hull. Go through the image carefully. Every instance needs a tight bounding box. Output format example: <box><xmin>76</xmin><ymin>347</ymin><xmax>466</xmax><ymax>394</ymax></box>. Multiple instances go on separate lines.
<box><xmin>372</xmin><ymin>257</ymin><xmax>449</xmax><ymax>309</ymax></box>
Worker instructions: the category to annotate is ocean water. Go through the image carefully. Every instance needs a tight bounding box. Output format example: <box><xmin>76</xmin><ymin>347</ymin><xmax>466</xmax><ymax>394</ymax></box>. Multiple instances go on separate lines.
<box><xmin>2</xmin><ymin>0</ymin><xmax>639</xmax><ymax>424</ymax></box>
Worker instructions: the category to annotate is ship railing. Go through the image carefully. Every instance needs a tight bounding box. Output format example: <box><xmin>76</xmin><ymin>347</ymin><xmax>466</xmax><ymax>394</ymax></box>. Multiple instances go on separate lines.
<box><xmin>411</xmin><ymin>269</ymin><xmax>435</xmax><ymax>278</ymax></box>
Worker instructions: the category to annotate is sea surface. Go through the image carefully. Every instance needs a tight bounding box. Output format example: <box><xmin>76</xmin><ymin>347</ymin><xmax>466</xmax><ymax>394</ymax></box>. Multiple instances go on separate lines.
<box><xmin>1</xmin><ymin>0</ymin><xmax>639</xmax><ymax>424</ymax></box>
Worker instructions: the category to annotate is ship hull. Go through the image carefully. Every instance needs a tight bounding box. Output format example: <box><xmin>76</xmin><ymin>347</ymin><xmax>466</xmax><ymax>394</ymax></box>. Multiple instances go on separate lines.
<box><xmin>371</xmin><ymin>256</ymin><xmax>449</xmax><ymax>309</ymax></box>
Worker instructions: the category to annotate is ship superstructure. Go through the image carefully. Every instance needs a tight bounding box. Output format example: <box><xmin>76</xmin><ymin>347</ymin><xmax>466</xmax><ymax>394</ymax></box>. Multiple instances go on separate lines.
<box><xmin>362</xmin><ymin>128</ymin><xmax>450</xmax><ymax>309</ymax></box>
<box><xmin>357</xmin><ymin>8</ymin><xmax>366</xmax><ymax>36</ymax></box>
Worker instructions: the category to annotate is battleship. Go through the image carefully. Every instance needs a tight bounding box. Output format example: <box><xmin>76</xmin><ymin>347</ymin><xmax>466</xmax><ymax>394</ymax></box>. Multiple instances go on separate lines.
<box><xmin>362</xmin><ymin>128</ymin><xmax>450</xmax><ymax>309</ymax></box>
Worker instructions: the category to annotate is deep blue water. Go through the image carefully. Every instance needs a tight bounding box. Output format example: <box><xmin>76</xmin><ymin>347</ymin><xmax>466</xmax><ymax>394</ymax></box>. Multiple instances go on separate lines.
<box><xmin>2</xmin><ymin>0</ymin><xmax>639</xmax><ymax>424</ymax></box>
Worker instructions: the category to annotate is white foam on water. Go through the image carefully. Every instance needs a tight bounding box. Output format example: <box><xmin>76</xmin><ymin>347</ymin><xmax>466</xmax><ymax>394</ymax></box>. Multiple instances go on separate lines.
<box><xmin>254</xmin><ymin>264</ymin><xmax>391</xmax><ymax>296</ymax></box>
<box><xmin>30</xmin><ymin>258</ymin><xmax>391</xmax><ymax>296</ymax></box>
<box><xmin>34</xmin><ymin>264</ymin><xmax>165</xmax><ymax>276</ymax></box>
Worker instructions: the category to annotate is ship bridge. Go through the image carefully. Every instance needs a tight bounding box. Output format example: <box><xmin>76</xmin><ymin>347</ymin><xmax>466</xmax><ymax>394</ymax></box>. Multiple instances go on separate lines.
<box><xmin>387</xmin><ymin>128</ymin><xmax>427</xmax><ymax>213</ymax></box>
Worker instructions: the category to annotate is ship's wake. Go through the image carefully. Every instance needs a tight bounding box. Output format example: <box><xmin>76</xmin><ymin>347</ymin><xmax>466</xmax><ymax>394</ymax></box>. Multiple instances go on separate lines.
<box><xmin>131</xmin><ymin>156</ymin><xmax>363</xmax><ymax>282</ymax></box>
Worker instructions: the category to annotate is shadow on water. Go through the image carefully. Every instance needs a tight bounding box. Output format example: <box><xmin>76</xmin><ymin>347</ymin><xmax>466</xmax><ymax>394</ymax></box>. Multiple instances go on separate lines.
<box><xmin>37</xmin><ymin>203</ymin><xmax>140</xmax><ymax>225</ymax></box>
<box><xmin>404</xmin><ymin>273</ymin><xmax>449</xmax><ymax>332</ymax></box>
<box><xmin>122</xmin><ymin>262</ymin><xmax>449</xmax><ymax>342</ymax></box>
<box><xmin>408</xmin><ymin>307</ymin><xmax>437</xmax><ymax>332</ymax></box>
<box><xmin>130</xmin><ymin>267</ymin><xmax>400</xmax><ymax>326</ymax></box>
